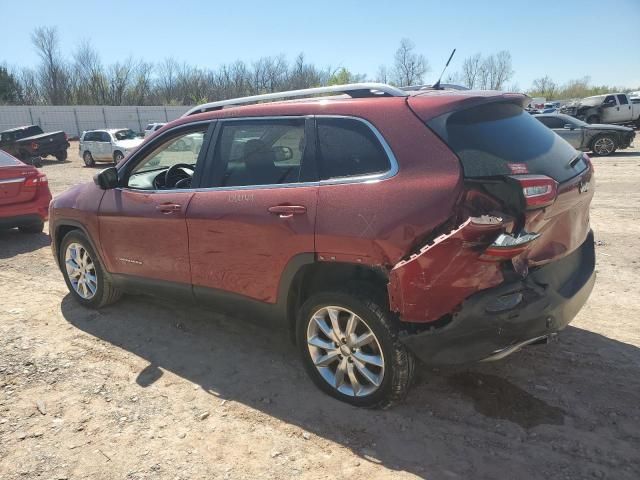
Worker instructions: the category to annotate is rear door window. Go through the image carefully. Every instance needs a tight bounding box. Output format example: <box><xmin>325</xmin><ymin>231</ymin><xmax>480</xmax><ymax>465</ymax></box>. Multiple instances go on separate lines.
<box><xmin>428</xmin><ymin>102</ymin><xmax>586</xmax><ymax>183</ymax></box>
<box><xmin>211</xmin><ymin>118</ymin><xmax>309</xmax><ymax>187</ymax></box>
<box><xmin>316</xmin><ymin>118</ymin><xmax>390</xmax><ymax>180</ymax></box>
<box><xmin>616</xmin><ymin>94</ymin><xmax>629</xmax><ymax>105</ymax></box>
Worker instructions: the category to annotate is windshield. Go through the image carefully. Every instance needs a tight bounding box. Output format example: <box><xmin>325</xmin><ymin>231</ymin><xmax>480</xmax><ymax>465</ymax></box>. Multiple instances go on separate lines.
<box><xmin>580</xmin><ymin>97</ymin><xmax>603</xmax><ymax>106</ymax></box>
<box><xmin>114</xmin><ymin>129</ymin><xmax>138</xmax><ymax>141</ymax></box>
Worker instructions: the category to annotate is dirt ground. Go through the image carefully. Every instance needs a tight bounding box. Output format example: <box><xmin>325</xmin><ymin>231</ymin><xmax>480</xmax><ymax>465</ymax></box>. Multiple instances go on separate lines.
<box><xmin>1</xmin><ymin>141</ymin><xmax>639</xmax><ymax>480</ymax></box>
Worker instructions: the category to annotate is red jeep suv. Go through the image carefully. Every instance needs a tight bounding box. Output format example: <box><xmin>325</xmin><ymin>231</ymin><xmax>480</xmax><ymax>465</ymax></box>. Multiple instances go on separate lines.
<box><xmin>50</xmin><ymin>84</ymin><xmax>596</xmax><ymax>407</ymax></box>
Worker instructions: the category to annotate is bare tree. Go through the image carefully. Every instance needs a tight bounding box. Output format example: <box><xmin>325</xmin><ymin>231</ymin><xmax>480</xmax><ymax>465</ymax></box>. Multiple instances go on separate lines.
<box><xmin>530</xmin><ymin>75</ymin><xmax>558</xmax><ymax>99</ymax></box>
<box><xmin>375</xmin><ymin>65</ymin><xmax>389</xmax><ymax>84</ymax></box>
<box><xmin>126</xmin><ymin>61</ymin><xmax>154</xmax><ymax>105</ymax></box>
<box><xmin>72</xmin><ymin>40</ymin><xmax>108</xmax><ymax>104</ymax></box>
<box><xmin>31</xmin><ymin>26</ymin><xmax>72</xmax><ymax>104</ymax></box>
<box><xmin>460</xmin><ymin>53</ymin><xmax>482</xmax><ymax>89</ymax></box>
<box><xmin>18</xmin><ymin>68</ymin><xmax>41</xmax><ymax>104</ymax></box>
<box><xmin>489</xmin><ymin>50</ymin><xmax>514</xmax><ymax>90</ymax></box>
<box><xmin>464</xmin><ymin>51</ymin><xmax>514</xmax><ymax>90</ymax></box>
<box><xmin>393</xmin><ymin>39</ymin><xmax>429</xmax><ymax>86</ymax></box>
<box><xmin>106</xmin><ymin>57</ymin><xmax>135</xmax><ymax>105</ymax></box>
<box><xmin>156</xmin><ymin>57</ymin><xmax>179</xmax><ymax>104</ymax></box>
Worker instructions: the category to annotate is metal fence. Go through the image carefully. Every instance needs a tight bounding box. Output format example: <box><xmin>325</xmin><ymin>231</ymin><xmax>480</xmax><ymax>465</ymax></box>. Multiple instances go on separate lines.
<box><xmin>0</xmin><ymin>106</ymin><xmax>190</xmax><ymax>138</ymax></box>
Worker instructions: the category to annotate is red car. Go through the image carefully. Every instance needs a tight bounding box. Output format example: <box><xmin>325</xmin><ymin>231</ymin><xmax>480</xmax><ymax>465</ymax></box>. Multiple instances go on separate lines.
<box><xmin>0</xmin><ymin>150</ymin><xmax>51</xmax><ymax>233</ymax></box>
<box><xmin>49</xmin><ymin>84</ymin><xmax>596</xmax><ymax>407</ymax></box>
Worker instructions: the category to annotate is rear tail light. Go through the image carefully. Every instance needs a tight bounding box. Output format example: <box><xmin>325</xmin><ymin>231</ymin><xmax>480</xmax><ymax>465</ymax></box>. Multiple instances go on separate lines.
<box><xmin>24</xmin><ymin>173</ymin><xmax>48</xmax><ymax>188</ymax></box>
<box><xmin>481</xmin><ymin>231</ymin><xmax>541</xmax><ymax>260</ymax></box>
<box><xmin>583</xmin><ymin>153</ymin><xmax>593</xmax><ymax>172</ymax></box>
<box><xmin>64</xmin><ymin>133</ymin><xmax>68</xmax><ymax>141</ymax></box>
<box><xmin>31</xmin><ymin>141</ymin><xmax>39</xmax><ymax>151</ymax></box>
<box><xmin>510</xmin><ymin>175</ymin><xmax>558</xmax><ymax>209</ymax></box>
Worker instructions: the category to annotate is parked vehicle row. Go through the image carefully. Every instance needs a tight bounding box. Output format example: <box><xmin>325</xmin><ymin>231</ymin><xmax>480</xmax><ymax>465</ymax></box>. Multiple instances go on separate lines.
<box><xmin>534</xmin><ymin>113</ymin><xmax>635</xmax><ymax>156</ymax></box>
<box><xmin>48</xmin><ymin>83</ymin><xmax>597</xmax><ymax>407</ymax></box>
<box><xmin>0</xmin><ymin>125</ymin><xmax>70</xmax><ymax>166</ymax></box>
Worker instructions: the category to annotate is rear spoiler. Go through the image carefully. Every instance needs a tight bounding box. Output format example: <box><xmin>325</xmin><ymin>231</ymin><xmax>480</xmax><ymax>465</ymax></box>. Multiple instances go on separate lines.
<box><xmin>408</xmin><ymin>92</ymin><xmax>529</xmax><ymax>123</ymax></box>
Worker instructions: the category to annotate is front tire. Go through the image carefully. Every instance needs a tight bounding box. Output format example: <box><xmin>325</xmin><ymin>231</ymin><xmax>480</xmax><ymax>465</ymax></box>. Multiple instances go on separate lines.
<box><xmin>113</xmin><ymin>151</ymin><xmax>124</xmax><ymax>163</ymax></box>
<box><xmin>83</xmin><ymin>151</ymin><xmax>95</xmax><ymax>167</ymax></box>
<box><xmin>586</xmin><ymin>115</ymin><xmax>600</xmax><ymax>124</ymax></box>
<box><xmin>60</xmin><ymin>230</ymin><xmax>122</xmax><ymax>309</ymax></box>
<box><xmin>591</xmin><ymin>135</ymin><xmax>617</xmax><ymax>156</ymax></box>
<box><xmin>297</xmin><ymin>291</ymin><xmax>415</xmax><ymax>408</ymax></box>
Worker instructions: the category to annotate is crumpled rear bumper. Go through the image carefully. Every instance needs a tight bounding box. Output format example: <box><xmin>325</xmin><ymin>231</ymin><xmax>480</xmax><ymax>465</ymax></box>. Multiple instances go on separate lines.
<box><xmin>399</xmin><ymin>230</ymin><xmax>596</xmax><ymax>365</ymax></box>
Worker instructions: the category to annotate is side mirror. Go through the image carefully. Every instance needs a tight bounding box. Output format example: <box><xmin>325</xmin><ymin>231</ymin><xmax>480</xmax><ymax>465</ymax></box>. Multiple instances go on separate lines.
<box><xmin>272</xmin><ymin>145</ymin><xmax>293</xmax><ymax>161</ymax></box>
<box><xmin>564</xmin><ymin>124</ymin><xmax>575</xmax><ymax>130</ymax></box>
<box><xmin>93</xmin><ymin>166</ymin><xmax>119</xmax><ymax>190</ymax></box>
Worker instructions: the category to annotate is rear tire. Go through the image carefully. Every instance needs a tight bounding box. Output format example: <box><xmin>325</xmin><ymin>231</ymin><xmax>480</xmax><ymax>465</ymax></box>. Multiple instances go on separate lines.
<box><xmin>591</xmin><ymin>135</ymin><xmax>617</xmax><ymax>156</ymax></box>
<box><xmin>60</xmin><ymin>230</ymin><xmax>122</xmax><ymax>309</ymax></box>
<box><xmin>18</xmin><ymin>222</ymin><xmax>44</xmax><ymax>234</ymax></box>
<box><xmin>55</xmin><ymin>150</ymin><xmax>67</xmax><ymax>161</ymax></box>
<box><xmin>83</xmin><ymin>151</ymin><xmax>95</xmax><ymax>167</ymax></box>
<box><xmin>297</xmin><ymin>290</ymin><xmax>415</xmax><ymax>408</ymax></box>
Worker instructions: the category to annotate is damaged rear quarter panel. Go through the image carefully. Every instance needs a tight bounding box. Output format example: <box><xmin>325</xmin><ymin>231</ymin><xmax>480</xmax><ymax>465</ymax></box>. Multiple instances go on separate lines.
<box><xmin>388</xmin><ymin>217</ymin><xmax>504</xmax><ymax>323</ymax></box>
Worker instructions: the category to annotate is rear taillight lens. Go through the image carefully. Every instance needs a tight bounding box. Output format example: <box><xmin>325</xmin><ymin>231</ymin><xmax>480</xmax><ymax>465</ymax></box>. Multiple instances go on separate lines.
<box><xmin>481</xmin><ymin>231</ymin><xmax>541</xmax><ymax>260</ymax></box>
<box><xmin>24</xmin><ymin>173</ymin><xmax>48</xmax><ymax>188</ymax></box>
<box><xmin>583</xmin><ymin>153</ymin><xmax>593</xmax><ymax>172</ymax></box>
<box><xmin>31</xmin><ymin>141</ymin><xmax>39</xmax><ymax>151</ymax></box>
<box><xmin>510</xmin><ymin>175</ymin><xmax>558</xmax><ymax>209</ymax></box>
<box><xmin>64</xmin><ymin>133</ymin><xmax>68</xmax><ymax>141</ymax></box>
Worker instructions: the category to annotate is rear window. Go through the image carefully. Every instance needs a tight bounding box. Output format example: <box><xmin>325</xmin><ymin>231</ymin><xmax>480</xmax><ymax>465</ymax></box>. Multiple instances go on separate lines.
<box><xmin>0</xmin><ymin>150</ymin><xmax>20</xmax><ymax>166</ymax></box>
<box><xmin>428</xmin><ymin>102</ymin><xmax>586</xmax><ymax>183</ymax></box>
<box><xmin>317</xmin><ymin>118</ymin><xmax>390</xmax><ymax>180</ymax></box>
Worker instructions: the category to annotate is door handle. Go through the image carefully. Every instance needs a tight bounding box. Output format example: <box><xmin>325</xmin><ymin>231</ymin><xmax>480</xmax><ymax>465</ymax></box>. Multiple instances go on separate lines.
<box><xmin>268</xmin><ymin>205</ymin><xmax>307</xmax><ymax>218</ymax></box>
<box><xmin>156</xmin><ymin>203</ymin><xmax>182</xmax><ymax>214</ymax></box>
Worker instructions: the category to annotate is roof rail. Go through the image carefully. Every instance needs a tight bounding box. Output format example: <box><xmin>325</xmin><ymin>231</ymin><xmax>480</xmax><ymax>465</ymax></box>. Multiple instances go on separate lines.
<box><xmin>182</xmin><ymin>83</ymin><xmax>409</xmax><ymax>116</ymax></box>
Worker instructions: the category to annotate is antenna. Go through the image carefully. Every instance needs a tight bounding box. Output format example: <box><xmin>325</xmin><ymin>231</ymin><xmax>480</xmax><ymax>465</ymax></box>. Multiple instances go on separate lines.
<box><xmin>432</xmin><ymin>49</ymin><xmax>457</xmax><ymax>90</ymax></box>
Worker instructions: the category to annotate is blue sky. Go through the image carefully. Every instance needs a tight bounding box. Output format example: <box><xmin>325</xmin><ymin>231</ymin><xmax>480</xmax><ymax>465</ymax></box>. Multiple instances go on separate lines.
<box><xmin>1</xmin><ymin>0</ymin><xmax>639</xmax><ymax>90</ymax></box>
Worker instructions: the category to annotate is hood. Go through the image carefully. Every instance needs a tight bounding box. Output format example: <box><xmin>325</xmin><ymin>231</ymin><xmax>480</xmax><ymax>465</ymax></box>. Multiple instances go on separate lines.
<box><xmin>585</xmin><ymin>123</ymin><xmax>634</xmax><ymax>132</ymax></box>
<box><xmin>114</xmin><ymin>138</ymin><xmax>144</xmax><ymax>150</ymax></box>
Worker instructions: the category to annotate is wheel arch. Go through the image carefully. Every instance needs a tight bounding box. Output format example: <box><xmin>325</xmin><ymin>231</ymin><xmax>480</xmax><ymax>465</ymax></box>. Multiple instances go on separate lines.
<box><xmin>53</xmin><ymin>221</ymin><xmax>105</xmax><ymax>273</ymax></box>
<box><xmin>284</xmin><ymin>260</ymin><xmax>390</xmax><ymax>344</ymax></box>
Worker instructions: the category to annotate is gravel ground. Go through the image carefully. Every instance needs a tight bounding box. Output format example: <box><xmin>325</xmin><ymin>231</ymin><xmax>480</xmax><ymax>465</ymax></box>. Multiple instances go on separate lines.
<box><xmin>1</xmin><ymin>141</ymin><xmax>639</xmax><ymax>479</ymax></box>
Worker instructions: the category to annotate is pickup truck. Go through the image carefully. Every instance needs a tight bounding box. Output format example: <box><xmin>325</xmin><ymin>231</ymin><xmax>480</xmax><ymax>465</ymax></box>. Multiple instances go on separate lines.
<box><xmin>0</xmin><ymin>125</ymin><xmax>70</xmax><ymax>165</ymax></box>
<box><xmin>560</xmin><ymin>93</ymin><xmax>640</xmax><ymax>127</ymax></box>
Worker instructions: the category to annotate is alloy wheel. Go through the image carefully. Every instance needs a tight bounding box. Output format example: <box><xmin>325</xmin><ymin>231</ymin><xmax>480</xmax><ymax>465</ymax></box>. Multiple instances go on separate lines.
<box><xmin>593</xmin><ymin>137</ymin><xmax>615</xmax><ymax>155</ymax></box>
<box><xmin>65</xmin><ymin>242</ymin><xmax>98</xmax><ymax>299</ymax></box>
<box><xmin>306</xmin><ymin>306</ymin><xmax>385</xmax><ymax>397</ymax></box>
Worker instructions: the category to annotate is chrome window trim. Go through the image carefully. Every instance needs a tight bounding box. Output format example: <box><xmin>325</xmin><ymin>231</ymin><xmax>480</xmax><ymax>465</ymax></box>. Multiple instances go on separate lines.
<box><xmin>120</xmin><ymin>115</ymin><xmax>398</xmax><ymax>194</ymax></box>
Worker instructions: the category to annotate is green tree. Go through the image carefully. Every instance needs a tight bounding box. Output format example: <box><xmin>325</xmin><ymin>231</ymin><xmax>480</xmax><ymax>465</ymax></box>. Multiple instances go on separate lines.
<box><xmin>0</xmin><ymin>65</ymin><xmax>22</xmax><ymax>104</ymax></box>
<box><xmin>327</xmin><ymin>67</ymin><xmax>365</xmax><ymax>86</ymax></box>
